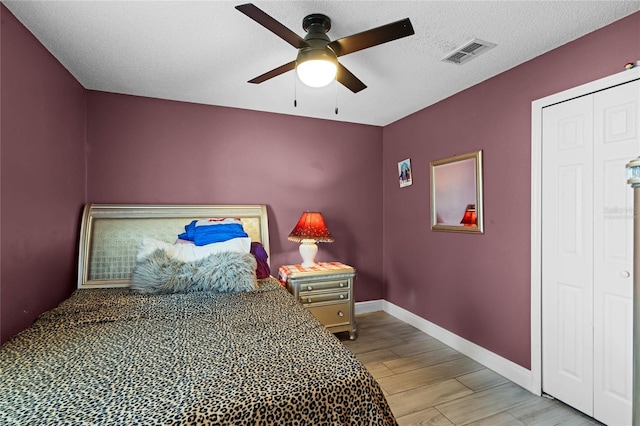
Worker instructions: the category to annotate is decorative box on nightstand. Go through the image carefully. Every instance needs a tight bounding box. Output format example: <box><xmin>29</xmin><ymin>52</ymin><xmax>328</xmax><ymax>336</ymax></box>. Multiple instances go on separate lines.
<box><xmin>279</xmin><ymin>262</ymin><xmax>357</xmax><ymax>340</ymax></box>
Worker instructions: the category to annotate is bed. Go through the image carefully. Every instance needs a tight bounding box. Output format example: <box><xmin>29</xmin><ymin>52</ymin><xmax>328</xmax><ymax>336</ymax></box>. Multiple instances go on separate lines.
<box><xmin>0</xmin><ymin>204</ymin><xmax>397</xmax><ymax>425</ymax></box>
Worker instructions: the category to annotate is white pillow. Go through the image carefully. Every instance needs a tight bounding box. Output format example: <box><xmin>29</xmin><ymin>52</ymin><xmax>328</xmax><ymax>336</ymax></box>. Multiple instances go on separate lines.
<box><xmin>136</xmin><ymin>237</ymin><xmax>251</xmax><ymax>263</ymax></box>
<box><xmin>136</xmin><ymin>238</ymin><xmax>170</xmax><ymax>262</ymax></box>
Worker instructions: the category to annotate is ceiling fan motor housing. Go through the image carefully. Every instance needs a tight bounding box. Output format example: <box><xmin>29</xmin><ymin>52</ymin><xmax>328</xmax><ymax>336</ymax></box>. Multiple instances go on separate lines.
<box><xmin>297</xmin><ymin>14</ymin><xmax>338</xmax><ymax>67</ymax></box>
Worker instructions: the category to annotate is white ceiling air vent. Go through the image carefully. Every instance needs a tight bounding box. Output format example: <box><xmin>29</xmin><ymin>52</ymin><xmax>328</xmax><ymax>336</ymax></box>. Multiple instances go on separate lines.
<box><xmin>442</xmin><ymin>38</ymin><xmax>497</xmax><ymax>65</ymax></box>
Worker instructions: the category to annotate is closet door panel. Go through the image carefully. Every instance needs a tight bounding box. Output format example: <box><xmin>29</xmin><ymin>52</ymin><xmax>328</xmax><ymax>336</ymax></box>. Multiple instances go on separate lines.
<box><xmin>542</xmin><ymin>95</ymin><xmax>594</xmax><ymax>415</ymax></box>
<box><xmin>592</xmin><ymin>80</ymin><xmax>638</xmax><ymax>426</ymax></box>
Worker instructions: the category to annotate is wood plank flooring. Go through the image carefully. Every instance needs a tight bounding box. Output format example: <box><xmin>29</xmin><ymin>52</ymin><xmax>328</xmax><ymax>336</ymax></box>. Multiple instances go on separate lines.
<box><xmin>338</xmin><ymin>311</ymin><xmax>603</xmax><ymax>426</ymax></box>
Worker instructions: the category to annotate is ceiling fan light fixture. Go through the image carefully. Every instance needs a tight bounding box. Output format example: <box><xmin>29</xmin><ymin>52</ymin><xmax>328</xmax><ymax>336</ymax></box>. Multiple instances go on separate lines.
<box><xmin>296</xmin><ymin>48</ymin><xmax>338</xmax><ymax>88</ymax></box>
<box><xmin>296</xmin><ymin>59</ymin><xmax>337</xmax><ymax>88</ymax></box>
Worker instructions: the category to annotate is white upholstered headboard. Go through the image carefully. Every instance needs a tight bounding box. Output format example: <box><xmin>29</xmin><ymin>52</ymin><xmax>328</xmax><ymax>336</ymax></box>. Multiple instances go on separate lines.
<box><xmin>77</xmin><ymin>204</ymin><xmax>270</xmax><ymax>289</ymax></box>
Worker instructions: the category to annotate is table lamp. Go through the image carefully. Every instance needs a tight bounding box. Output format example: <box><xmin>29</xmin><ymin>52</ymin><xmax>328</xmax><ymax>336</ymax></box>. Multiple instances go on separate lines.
<box><xmin>460</xmin><ymin>204</ymin><xmax>477</xmax><ymax>227</ymax></box>
<box><xmin>288</xmin><ymin>212</ymin><xmax>334</xmax><ymax>267</ymax></box>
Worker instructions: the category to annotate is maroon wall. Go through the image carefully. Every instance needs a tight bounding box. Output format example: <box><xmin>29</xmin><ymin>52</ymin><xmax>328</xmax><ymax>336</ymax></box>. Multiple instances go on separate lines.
<box><xmin>86</xmin><ymin>92</ymin><xmax>384</xmax><ymax>302</ymax></box>
<box><xmin>382</xmin><ymin>11</ymin><xmax>640</xmax><ymax>369</ymax></box>
<box><xmin>2</xmin><ymin>0</ymin><xmax>638</xmax><ymax>370</ymax></box>
<box><xmin>1</xmin><ymin>5</ymin><xmax>87</xmax><ymax>343</ymax></box>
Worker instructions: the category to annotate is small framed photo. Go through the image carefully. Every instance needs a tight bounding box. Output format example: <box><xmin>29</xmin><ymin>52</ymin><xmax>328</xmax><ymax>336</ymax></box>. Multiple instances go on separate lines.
<box><xmin>398</xmin><ymin>159</ymin><xmax>412</xmax><ymax>188</ymax></box>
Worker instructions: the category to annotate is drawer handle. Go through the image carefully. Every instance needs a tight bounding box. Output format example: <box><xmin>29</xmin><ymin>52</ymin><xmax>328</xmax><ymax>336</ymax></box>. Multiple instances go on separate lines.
<box><xmin>338</xmin><ymin>311</ymin><xmax>344</xmax><ymax>317</ymax></box>
<box><xmin>307</xmin><ymin>285</ymin><xmax>313</xmax><ymax>291</ymax></box>
<box><xmin>307</xmin><ymin>298</ymin><xmax>312</xmax><ymax>303</ymax></box>
<box><xmin>339</xmin><ymin>282</ymin><xmax>345</xmax><ymax>288</ymax></box>
<box><xmin>339</xmin><ymin>294</ymin><xmax>345</xmax><ymax>299</ymax></box>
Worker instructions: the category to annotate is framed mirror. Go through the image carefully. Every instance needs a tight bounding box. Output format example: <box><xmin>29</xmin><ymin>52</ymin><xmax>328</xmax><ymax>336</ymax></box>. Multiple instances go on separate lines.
<box><xmin>430</xmin><ymin>150</ymin><xmax>484</xmax><ymax>233</ymax></box>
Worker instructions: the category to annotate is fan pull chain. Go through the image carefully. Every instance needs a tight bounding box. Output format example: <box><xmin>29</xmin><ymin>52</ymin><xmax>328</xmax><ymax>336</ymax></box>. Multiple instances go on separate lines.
<box><xmin>334</xmin><ymin>80</ymin><xmax>339</xmax><ymax>115</ymax></box>
<box><xmin>294</xmin><ymin>74</ymin><xmax>298</xmax><ymax>107</ymax></box>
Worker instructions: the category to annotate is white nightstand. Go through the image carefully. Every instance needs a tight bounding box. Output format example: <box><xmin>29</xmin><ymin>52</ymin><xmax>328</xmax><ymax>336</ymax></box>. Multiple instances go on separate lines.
<box><xmin>279</xmin><ymin>262</ymin><xmax>357</xmax><ymax>340</ymax></box>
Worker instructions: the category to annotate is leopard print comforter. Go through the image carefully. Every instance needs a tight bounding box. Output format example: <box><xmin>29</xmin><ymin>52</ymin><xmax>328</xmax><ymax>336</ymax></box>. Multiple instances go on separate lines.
<box><xmin>0</xmin><ymin>278</ymin><xmax>397</xmax><ymax>425</ymax></box>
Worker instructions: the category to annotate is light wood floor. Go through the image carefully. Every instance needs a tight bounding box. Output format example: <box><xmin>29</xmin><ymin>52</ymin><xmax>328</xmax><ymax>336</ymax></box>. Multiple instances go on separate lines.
<box><xmin>338</xmin><ymin>311</ymin><xmax>603</xmax><ymax>426</ymax></box>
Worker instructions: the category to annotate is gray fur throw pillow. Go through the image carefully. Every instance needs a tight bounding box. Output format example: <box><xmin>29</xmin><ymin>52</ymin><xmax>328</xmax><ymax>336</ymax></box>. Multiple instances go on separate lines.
<box><xmin>130</xmin><ymin>249</ymin><xmax>258</xmax><ymax>294</ymax></box>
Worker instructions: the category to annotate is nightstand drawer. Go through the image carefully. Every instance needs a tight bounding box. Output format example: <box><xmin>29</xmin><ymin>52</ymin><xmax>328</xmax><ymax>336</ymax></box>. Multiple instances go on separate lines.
<box><xmin>307</xmin><ymin>302</ymin><xmax>351</xmax><ymax>328</ymax></box>
<box><xmin>301</xmin><ymin>291</ymin><xmax>349</xmax><ymax>305</ymax></box>
<box><xmin>298</xmin><ymin>279</ymin><xmax>350</xmax><ymax>293</ymax></box>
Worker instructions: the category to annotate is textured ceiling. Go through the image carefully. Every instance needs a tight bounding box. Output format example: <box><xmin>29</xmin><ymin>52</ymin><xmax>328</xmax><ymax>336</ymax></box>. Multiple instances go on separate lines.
<box><xmin>4</xmin><ymin>1</ymin><xmax>640</xmax><ymax>126</ymax></box>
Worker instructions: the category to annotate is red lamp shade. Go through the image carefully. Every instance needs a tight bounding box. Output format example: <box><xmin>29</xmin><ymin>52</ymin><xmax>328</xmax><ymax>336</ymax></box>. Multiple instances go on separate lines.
<box><xmin>460</xmin><ymin>204</ymin><xmax>477</xmax><ymax>227</ymax></box>
<box><xmin>288</xmin><ymin>212</ymin><xmax>334</xmax><ymax>242</ymax></box>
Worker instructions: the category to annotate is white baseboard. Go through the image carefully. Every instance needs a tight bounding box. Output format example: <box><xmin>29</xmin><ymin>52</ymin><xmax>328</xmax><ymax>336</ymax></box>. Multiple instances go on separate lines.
<box><xmin>355</xmin><ymin>299</ymin><xmax>538</xmax><ymax>394</ymax></box>
<box><xmin>355</xmin><ymin>299</ymin><xmax>384</xmax><ymax>314</ymax></box>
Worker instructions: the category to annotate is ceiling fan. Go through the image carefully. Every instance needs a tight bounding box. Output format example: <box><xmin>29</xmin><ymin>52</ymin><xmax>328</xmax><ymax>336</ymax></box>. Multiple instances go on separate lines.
<box><xmin>236</xmin><ymin>3</ymin><xmax>415</xmax><ymax>93</ymax></box>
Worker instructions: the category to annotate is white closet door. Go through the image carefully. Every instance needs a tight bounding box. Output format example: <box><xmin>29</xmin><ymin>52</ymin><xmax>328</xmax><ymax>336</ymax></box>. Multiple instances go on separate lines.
<box><xmin>542</xmin><ymin>94</ymin><xmax>595</xmax><ymax>415</ymax></box>
<box><xmin>592</xmin><ymin>80</ymin><xmax>638</xmax><ymax>426</ymax></box>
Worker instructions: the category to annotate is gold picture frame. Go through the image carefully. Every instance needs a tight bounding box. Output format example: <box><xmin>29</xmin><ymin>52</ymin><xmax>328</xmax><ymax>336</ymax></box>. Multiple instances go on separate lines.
<box><xmin>430</xmin><ymin>150</ymin><xmax>484</xmax><ymax>233</ymax></box>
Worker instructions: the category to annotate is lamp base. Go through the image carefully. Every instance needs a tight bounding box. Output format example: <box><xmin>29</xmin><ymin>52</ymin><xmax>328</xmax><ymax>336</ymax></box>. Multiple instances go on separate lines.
<box><xmin>299</xmin><ymin>240</ymin><xmax>318</xmax><ymax>268</ymax></box>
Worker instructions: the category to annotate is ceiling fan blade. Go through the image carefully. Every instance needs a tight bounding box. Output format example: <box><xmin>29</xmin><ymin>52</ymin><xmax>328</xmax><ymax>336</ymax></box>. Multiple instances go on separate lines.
<box><xmin>336</xmin><ymin>63</ymin><xmax>367</xmax><ymax>93</ymax></box>
<box><xmin>248</xmin><ymin>61</ymin><xmax>296</xmax><ymax>84</ymax></box>
<box><xmin>328</xmin><ymin>18</ymin><xmax>414</xmax><ymax>57</ymax></box>
<box><xmin>236</xmin><ymin>3</ymin><xmax>309</xmax><ymax>49</ymax></box>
